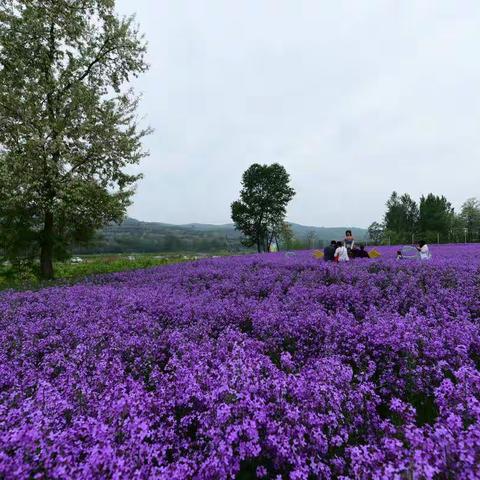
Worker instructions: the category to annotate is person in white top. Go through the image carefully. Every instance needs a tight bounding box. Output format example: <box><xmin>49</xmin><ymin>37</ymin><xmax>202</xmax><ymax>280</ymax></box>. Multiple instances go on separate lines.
<box><xmin>417</xmin><ymin>240</ymin><xmax>431</xmax><ymax>260</ymax></box>
<box><xmin>335</xmin><ymin>241</ymin><xmax>349</xmax><ymax>262</ymax></box>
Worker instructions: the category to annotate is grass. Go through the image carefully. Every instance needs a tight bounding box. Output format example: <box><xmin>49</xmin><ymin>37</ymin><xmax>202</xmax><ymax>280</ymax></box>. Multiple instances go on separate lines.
<box><xmin>0</xmin><ymin>253</ymin><xmax>211</xmax><ymax>291</ymax></box>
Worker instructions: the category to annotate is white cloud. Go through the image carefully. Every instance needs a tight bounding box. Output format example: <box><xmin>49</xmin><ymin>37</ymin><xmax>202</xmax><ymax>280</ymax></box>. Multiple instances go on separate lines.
<box><xmin>116</xmin><ymin>0</ymin><xmax>480</xmax><ymax>226</ymax></box>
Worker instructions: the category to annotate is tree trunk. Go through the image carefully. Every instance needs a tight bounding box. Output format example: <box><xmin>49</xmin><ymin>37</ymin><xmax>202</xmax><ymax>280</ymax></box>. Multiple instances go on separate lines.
<box><xmin>255</xmin><ymin>227</ymin><xmax>262</xmax><ymax>253</ymax></box>
<box><xmin>40</xmin><ymin>211</ymin><xmax>54</xmax><ymax>279</ymax></box>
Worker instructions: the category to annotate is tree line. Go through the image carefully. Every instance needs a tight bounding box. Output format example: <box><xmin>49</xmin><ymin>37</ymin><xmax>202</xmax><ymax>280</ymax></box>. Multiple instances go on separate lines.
<box><xmin>368</xmin><ymin>192</ymin><xmax>480</xmax><ymax>245</ymax></box>
<box><xmin>74</xmin><ymin>234</ymin><xmax>240</xmax><ymax>255</ymax></box>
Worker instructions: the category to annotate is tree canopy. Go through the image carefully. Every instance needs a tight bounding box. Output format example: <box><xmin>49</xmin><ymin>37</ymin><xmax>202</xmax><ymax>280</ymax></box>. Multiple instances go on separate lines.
<box><xmin>367</xmin><ymin>221</ymin><xmax>384</xmax><ymax>245</ymax></box>
<box><xmin>372</xmin><ymin>191</ymin><xmax>468</xmax><ymax>245</ymax></box>
<box><xmin>383</xmin><ymin>192</ymin><xmax>419</xmax><ymax>244</ymax></box>
<box><xmin>231</xmin><ymin>163</ymin><xmax>295</xmax><ymax>253</ymax></box>
<box><xmin>418</xmin><ymin>194</ymin><xmax>454</xmax><ymax>242</ymax></box>
<box><xmin>458</xmin><ymin>198</ymin><xmax>480</xmax><ymax>242</ymax></box>
<box><xmin>0</xmin><ymin>0</ymin><xmax>150</xmax><ymax>278</ymax></box>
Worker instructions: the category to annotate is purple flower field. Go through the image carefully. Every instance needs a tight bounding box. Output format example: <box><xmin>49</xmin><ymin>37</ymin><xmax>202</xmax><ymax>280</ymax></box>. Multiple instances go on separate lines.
<box><xmin>1</xmin><ymin>245</ymin><xmax>480</xmax><ymax>479</ymax></box>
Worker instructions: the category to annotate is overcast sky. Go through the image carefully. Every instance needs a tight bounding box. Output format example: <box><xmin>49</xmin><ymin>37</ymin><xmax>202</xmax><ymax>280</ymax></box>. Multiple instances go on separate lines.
<box><xmin>116</xmin><ymin>0</ymin><xmax>480</xmax><ymax>227</ymax></box>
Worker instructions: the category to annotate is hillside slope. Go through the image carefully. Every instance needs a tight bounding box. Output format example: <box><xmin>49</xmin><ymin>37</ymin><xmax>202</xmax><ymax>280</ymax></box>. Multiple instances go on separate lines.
<box><xmin>75</xmin><ymin>218</ymin><xmax>367</xmax><ymax>254</ymax></box>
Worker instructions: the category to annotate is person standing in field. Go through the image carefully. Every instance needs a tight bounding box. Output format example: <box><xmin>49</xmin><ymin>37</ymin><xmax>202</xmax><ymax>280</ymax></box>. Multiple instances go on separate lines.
<box><xmin>335</xmin><ymin>241</ymin><xmax>349</xmax><ymax>262</ymax></box>
<box><xmin>344</xmin><ymin>230</ymin><xmax>355</xmax><ymax>253</ymax></box>
<box><xmin>416</xmin><ymin>240</ymin><xmax>431</xmax><ymax>260</ymax></box>
<box><xmin>323</xmin><ymin>240</ymin><xmax>337</xmax><ymax>262</ymax></box>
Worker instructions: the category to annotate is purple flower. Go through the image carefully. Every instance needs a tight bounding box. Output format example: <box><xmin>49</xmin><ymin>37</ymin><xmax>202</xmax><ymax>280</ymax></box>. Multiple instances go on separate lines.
<box><xmin>1</xmin><ymin>245</ymin><xmax>479</xmax><ymax>478</ymax></box>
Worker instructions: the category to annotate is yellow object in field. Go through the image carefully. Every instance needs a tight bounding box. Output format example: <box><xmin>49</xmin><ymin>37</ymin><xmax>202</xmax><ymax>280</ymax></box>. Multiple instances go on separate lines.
<box><xmin>313</xmin><ymin>250</ymin><xmax>324</xmax><ymax>259</ymax></box>
<box><xmin>368</xmin><ymin>248</ymin><xmax>381</xmax><ymax>258</ymax></box>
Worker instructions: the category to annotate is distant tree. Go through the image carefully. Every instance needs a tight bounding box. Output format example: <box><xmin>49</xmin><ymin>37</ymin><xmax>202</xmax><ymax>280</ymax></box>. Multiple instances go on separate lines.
<box><xmin>162</xmin><ymin>235</ymin><xmax>182</xmax><ymax>252</ymax></box>
<box><xmin>278</xmin><ymin>222</ymin><xmax>295</xmax><ymax>250</ymax></box>
<box><xmin>367</xmin><ymin>221</ymin><xmax>384</xmax><ymax>245</ymax></box>
<box><xmin>459</xmin><ymin>198</ymin><xmax>480</xmax><ymax>242</ymax></box>
<box><xmin>384</xmin><ymin>192</ymin><xmax>403</xmax><ymax>233</ymax></box>
<box><xmin>231</xmin><ymin>164</ymin><xmax>295</xmax><ymax>252</ymax></box>
<box><xmin>305</xmin><ymin>230</ymin><xmax>318</xmax><ymax>249</ymax></box>
<box><xmin>400</xmin><ymin>193</ymin><xmax>419</xmax><ymax>242</ymax></box>
<box><xmin>418</xmin><ymin>194</ymin><xmax>454</xmax><ymax>243</ymax></box>
<box><xmin>0</xmin><ymin>1</ymin><xmax>150</xmax><ymax>278</ymax></box>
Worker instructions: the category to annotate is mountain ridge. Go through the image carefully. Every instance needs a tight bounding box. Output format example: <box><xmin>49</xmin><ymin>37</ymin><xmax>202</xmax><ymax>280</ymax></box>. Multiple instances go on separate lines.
<box><xmin>122</xmin><ymin>217</ymin><xmax>368</xmax><ymax>233</ymax></box>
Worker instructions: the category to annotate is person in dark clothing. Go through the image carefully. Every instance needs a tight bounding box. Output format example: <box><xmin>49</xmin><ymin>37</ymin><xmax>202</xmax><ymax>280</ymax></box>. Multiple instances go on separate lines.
<box><xmin>323</xmin><ymin>240</ymin><xmax>337</xmax><ymax>261</ymax></box>
<box><xmin>353</xmin><ymin>244</ymin><xmax>370</xmax><ymax>259</ymax></box>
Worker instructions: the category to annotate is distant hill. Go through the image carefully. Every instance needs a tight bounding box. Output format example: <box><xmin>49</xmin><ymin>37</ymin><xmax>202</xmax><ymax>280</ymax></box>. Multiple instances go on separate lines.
<box><xmin>288</xmin><ymin>223</ymin><xmax>367</xmax><ymax>242</ymax></box>
<box><xmin>74</xmin><ymin>218</ymin><xmax>367</xmax><ymax>254</ymax></box>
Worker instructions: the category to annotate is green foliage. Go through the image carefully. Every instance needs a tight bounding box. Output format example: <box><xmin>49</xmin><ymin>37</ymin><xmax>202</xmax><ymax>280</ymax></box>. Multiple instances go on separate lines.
<box><xmin>277</xmin><ymin>222</ymin><xmax>294</xmax><ymax>250</ymax></box>
<box><xmin>231</xmin><ymin>163</ymin><xmax>295</xmax><ymax>252</ymax></box>
<box><xmin>276</xmin><ymin>224</ymin><xmax>326</xmax><ymax>250</ymax></box>
<box><xmin>0</xmin><ymin>254</ymin><xmax>194</xmax><ymax>291</ymax></box>
<box><xmin>0</xmin><ymin>0</ymin><xmax>150</xmax><ymax>278</ymax></box>
<box><xmin>72</xmin><ymin>219</ymin><xmax>364</xmax><ymax>254</ymax></box>
<box><xmin>418</xmin><ymin>194</ymin><xmax>454</xmax><ymax>243</ymax></box>
<box><xmin>384</xmin><ymin>192</ymin><xmax>402</xmax><ymax>233</ymax></box>
<box><xmin>379</xmin><ymin>191</ymin><xmax>457</xmax><ymax>244</ymax></box>
<box><xmin>383</xmin><ymin>192</ymin><xmax>419</xmax><ymax>244</ymax></box>
<box><xmin>458</xmin><ymin>198</ymin><xmax>480</xmax><ymax>242</ymax></box>
<box><xmin>367</xmin><ymin>221</ymin><xmax>385</xmax><ymax>245</ymax></box>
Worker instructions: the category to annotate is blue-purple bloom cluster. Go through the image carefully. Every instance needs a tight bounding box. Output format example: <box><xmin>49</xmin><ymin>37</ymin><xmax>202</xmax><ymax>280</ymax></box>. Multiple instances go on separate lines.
<box><xmin>1</xmin><ymin>245</ymin><xmax>480</xmax><ymax>479</ymax></box>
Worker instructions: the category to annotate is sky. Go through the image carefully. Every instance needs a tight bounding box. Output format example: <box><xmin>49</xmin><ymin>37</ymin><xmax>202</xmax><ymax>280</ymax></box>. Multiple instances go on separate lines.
<box><xmin>116</xmin><ymin>0</ymin><xmax>480</xmax><ymax>227</ymax></box>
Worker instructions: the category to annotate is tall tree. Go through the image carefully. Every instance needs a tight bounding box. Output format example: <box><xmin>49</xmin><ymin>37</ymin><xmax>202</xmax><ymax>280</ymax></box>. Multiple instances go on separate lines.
<box><xmin>0</xmin><ymin>0</ymin><xmax>150</xmax><ymax>278</ymax></box>
<box><xmin>418</xmin><ymin>194</ymin><xmax>454</xmax><ymax>243</ymax></box>
<box><xmin>459</xmin><ymin>198</ymin><xmax>480</xmax><ymax>242</ymax></box>
<box><xmin>367</xmin><ymin>221</ymin><xmax>384</xmax><ymax>245</ymax></box>
<box><xmin>383</xmin><ymin>192</ymin><xmax>401</xmax><ymax>231</ymax></box>
<box><xmin>231</xmin><ymin>163</ymin><xmax>295</xmax><ymax>253</ymax></box>
<box><xmin>400</xmin><ymin>193</ymin><xmax>419</xmax><ymax>242</ymax></box>
<box><xmin>383</xmin><ymin>192</ymin><xmax>418</xmax><ymax>243</ymax></box>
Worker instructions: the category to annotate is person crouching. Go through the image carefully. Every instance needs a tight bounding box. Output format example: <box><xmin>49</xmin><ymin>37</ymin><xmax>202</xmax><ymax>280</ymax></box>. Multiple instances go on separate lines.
<box><xmin>353</xmin><ymin>244</ymin><xmax>370</xmax><ymax>259</ymax></box>
<box><xmin>335</xmin><ymin>241</ymin><xmax>349</xmax><ymax>262</ymax></box>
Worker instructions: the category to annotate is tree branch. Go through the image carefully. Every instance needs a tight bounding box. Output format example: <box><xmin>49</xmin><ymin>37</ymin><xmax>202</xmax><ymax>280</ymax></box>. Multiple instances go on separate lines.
<box><xmin>61</xmin><ymin>153</ymin><xmax>96</xmax><ymax>182</ymax></box>
<box><xmin>60</xmin><ymin>36</ymin><xmax>117</xmax><ymax>95</ymax></box>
